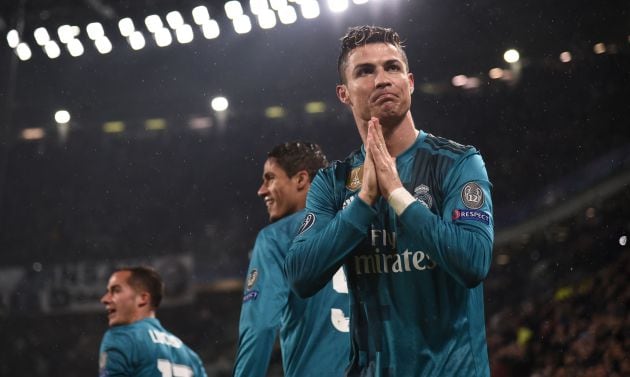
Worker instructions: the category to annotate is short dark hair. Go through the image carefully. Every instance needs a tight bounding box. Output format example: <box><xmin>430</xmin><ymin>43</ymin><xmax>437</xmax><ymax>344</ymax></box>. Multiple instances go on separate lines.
<box><xmin>267</xmin><ymin>141</ymin><xmax>328</xmax><ymax>181</ymax></box>
<box><xmin>116</xmin><ymin>266</ymin><xmax>164</xmax><ymax>309</ymax></box>
<box><xmin>337</xmin><ymin>25</ymin><xmax>408</xmax><ymax>84</ymax></box>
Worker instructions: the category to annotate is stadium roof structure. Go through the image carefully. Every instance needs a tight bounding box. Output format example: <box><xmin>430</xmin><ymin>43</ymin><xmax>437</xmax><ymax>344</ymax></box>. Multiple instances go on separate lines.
<box><xmin>0</xmin><ymin>0</ymin><xmax>628</xmax><ymax>130</ymax></box>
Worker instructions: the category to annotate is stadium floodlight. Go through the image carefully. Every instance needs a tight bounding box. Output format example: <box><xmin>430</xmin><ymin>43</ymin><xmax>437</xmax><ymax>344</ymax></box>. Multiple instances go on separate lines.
<box><xmin>233</xmin><ymin>14</ymin><xmax>252</xmax><ymax>34</ymax></box>
<box><xmin>451</xmin><ymin>75</ymin><xmax>467</xmax><ymax>87</ymax></box>
<box><xmin>353</xmin><ymin>0</ymin><xmax>368</xmax><ymax>4</ymax></box>
<box><xmin>57</xmin><ymin>24</ymin><xmax>75</xmax><ymax>44</ymax></box>
<box><xmin>145</xmin><ymin>118</ymin><xmax>167</xmax><ymax>131</ymax></box>
<box><xmin>7</xmin><ymin>29</ymin><xmax>19</xmax><ymax>48</ymax></box>
<box><xmin>154</xmin><ymin>28</ymin><xmax>173</xmax><ymax>47</ymax></box>
<box><xmin>328</xmin><ymin>0</ymin><xmax>349</xmax><ymax>13</ymax></box>
<box><xmin>21</xmin><ymin>128</ymin><xmax>45</xmax><ymax>140</ymax></box>
<box><xmin>305</xmin><ymin>101</ymin><xmax>326</xmax><ymax>114</ymax></box>
<box><xmin>299</xmin><ymin>0</ymin><xmax>320</xmax><ymax>19</ymax></box>
<box><xmin>503</xmin><ymin>49</ymin><xmax>520</xmax><ymax>63</ymax></box>
<box><xmin>559</xmin><ymin>51</ymin><xmax>572</xmax><ymax>63</ymax></box>
<box><xmin>488</xmin><ymin>68</ymin><xmax>503</xmax><ymax>79</ymax></box>
<box><xmin>145</xmin><ymin>15</ymin><xmax>164</xmax><ymax>33</ymax></box>
<box><xmin>593</xmin><ymin>43</ymin><xmax>606</xmax><ymax>54</ymax></box>
<box><xmin>86</xmin><ymin>22</ymin><xmax>105</xmax><ymax>40</ymax></box>
<box><xmin>258</xmin><ymin>9</ymin><xmax>277</xmax><ymax>29</ymax></box>
<box><xmin>175</xmin><ymin>24</ymin><xmax>194</xmax><ymax>44</ymax></box>
<box><xmin>211</xmin><ymin>96</ymin><xmax>229</xmax><ymax>112</ymax></box>
<box><xmin>95</xmin><ymin>36</ymin><xmax>113</xmax><ymax>54</ymax></box>
<box><xmin>118</xmin><ymin>17</ymin><xmax>135</xmax><ymax>37</ymax></box>
<box><xmin>250</xmin><ymin>0</ymin><xmax>269</xmax><ymax>15</ymax></box>
<box><xmin>44</xmin><ymin>40</ymin><xmax>61</xmax><ymax>58</ymax></box>
<box><xmin>278</xmin><ymin>6</ymin><xmax>297</xmax><ymax>24</ymax></box>
<box><xmin>201</xmin><ymin>20</ymin><xmax>220</xmax><ymax>39</ymax></box>
<box><xmin>16</xmin><ymin>42</ymin><xmax>32</xmax><ymax>61</ymax></box>
<box><xmin>55</xmin><ymin>110</ymin><xmax>71</xmax><ymax>124</ymax></box>
<box><xmin>225</xmin><ymin>1</ymin><xmax>244</xmax><ymax>20</ymax></box>
<box><xmin>103</xmin><ymin>121</ymin><xmax>125</xmax><ymax>133</ymax></box>
<box><xmin>129</xmin><ymin>31</ymin><xmax>146</xmax><ymax>50</ymax></box>
<box><xmin>166</xmin><ymin>11</ymin><xmax>185</xmax><ymax>29</ymax></box>
<box><xmin>270</xmin><ymin>0</ymin><xmax>288</xmax><ymax>11</ymax></box>
<box><xmin>34</xmin><ymin>27</ymin><xmax>51</xmax><ymax>46</ymax></box>
<box><xmin>192</xmin><ymin>6</ymin><xmax>210</xmax><ymax>25</ymax></box>
<box><xmin>67</xmin><ymin>38</ymin><xmax>84</xmax><ymax>57</ymax></box>
<box><xmin>265</xmin><ymin>106</ymin><xmax>286</xmax><ymax>119</ymax></box>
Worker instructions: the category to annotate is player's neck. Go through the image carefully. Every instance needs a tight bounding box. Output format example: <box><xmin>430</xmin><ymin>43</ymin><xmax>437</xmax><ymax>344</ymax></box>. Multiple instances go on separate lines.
<box><xmin>366</xmin><ymin>113</ymin><xmax>417</xmax><ymax>157</ymax></box>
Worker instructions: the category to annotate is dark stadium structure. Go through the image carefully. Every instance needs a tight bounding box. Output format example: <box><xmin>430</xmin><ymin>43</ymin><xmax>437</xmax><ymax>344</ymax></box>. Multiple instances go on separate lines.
<box><xmin>1</xmin><ymin>1</ymin><xmax>628</xmax><ymax>376</ymax></box>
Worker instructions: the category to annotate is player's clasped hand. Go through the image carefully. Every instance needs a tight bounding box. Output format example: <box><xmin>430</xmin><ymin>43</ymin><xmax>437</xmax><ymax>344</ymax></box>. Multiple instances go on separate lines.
<box><xmin>358</xmin><ymin>118</ymin><xmax>380</xmax><ymax>206</ymax></box>
<box><xmin>364</xmin><ymin>117</ymin><xmax>403</xmax><ymax>201</ymax></box>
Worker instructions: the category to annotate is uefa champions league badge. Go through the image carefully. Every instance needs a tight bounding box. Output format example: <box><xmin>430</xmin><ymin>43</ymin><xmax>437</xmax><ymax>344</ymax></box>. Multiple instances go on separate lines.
<box><xmin>243</xmin><ymin>269</ymin><xmax>260</xmax><ymax>303</ymax></box>
<box><xmin>413</xmin><ymin>184</ymin><xmax>433</xmax><ymax>209</ymax></box>
<box><xmin>297</xmin><ymin>213</ymin><xmax>316</xmax><ymax>235</ymax></box>
<box><xmin>246</xmin><ymin>269</ymin><xmax>258</xmax><ymax>290</ymax></box>
<box><xmin>461</xmin><ymin>182</ymin><xmax>484</xmax><ymax>209</ymax></box>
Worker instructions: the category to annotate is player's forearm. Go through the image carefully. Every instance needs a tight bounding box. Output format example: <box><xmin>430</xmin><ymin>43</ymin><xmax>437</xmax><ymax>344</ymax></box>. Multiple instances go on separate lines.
<box><xmin>285</xmin><ymin>198</ymin><xmax>375</xmax><ymax>297</ymax></box>
<box><xmin>233</xmin><ymin>328</ymin><xmax>276</xmax><ymax>377</ymax></box>
<box><xmin>400</xmin><ymin>202</ymin><xmax>493</xmax><ymax>288</ymax></box>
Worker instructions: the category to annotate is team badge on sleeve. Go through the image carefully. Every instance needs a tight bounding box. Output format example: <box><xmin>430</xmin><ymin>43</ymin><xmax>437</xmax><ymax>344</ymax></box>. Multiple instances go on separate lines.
<box><xmin>99</xmin><ymin>352</ymin><xmax>109</xmax><ymax>377</ymax></box>
<box><xmin>461</xmin><ymin>182</ymin><xmax>484</xmax><ymax>209</ymax></box>
<box><xmin>297</xmin><ymin>213</ymin><xmax>316</xmax><ymax>235</ymax></box>
<box><xmin>246</xmin><ymin>269</ymin><xmax>258</xmax><ymax>290</ymax></box>
<box><xmin>452</xmin><ymin>209</ymin><xmax>490</xmax><ymax>225</ymax></box>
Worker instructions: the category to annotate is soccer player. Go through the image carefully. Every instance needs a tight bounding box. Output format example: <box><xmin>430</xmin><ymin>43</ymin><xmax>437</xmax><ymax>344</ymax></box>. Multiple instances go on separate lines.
<box><xmin>233</xmin><ymin>141</ymin><xmax>350</xmax><ymax>377</ymax></box>
<box><xmin>285</xmin><ymin>26</ymin><xmax>494</xmax><ymax>376</ymax></box>
<box><xmin>98</xmin><ymin>266</ymin><xmax>207</xmax><ymax>377</ymax></box>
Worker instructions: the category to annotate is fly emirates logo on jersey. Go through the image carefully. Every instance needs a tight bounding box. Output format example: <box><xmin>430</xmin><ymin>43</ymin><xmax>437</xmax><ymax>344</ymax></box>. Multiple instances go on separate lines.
<box><xmin>353</xmin><ymin>229</ymin><xmax>436</xmax><ymax>275</ymax></box>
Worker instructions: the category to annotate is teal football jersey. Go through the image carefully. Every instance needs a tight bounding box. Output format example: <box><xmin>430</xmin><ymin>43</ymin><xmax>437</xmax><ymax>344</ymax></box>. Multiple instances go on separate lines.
<box><xmin>286</xmin><ymin>131</ymin><xmax>494</xmax><ymax>376</ymax></box>
<box><xmin>98</xmin><ymin>318</ymin><xmax>207</xmax><ymax>377</ymax></box>
<box><xmin>234</xmin><ymin>210</ymin><xmax>350</xmax><ymax>377</ymax></box>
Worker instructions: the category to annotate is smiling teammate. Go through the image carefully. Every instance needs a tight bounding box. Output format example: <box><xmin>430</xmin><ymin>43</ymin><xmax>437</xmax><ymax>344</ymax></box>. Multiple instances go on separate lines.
<box><xmin>233</xmin><ymin>141</ymin><xmax>350</xmax><ymax>377</ymax></box>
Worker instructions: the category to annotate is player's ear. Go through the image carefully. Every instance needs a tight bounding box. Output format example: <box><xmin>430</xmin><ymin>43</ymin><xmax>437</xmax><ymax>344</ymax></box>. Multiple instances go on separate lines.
<box><xmin>336</xmin><ymin>84</ymin><xmax>351</xmax><ymax>105</ymax></box>
<box><xmin>294</xmin><ymin>170</ymin><xmax>309</xmax><ymax>190</ymax></box>
<box><xmin>408</xmin><ymin>72</ymin><xmax>415</xmax><ymax>95</ymax></box>
<box><xmin>137</xmin><ymin>291</ymin><xmax>151</xmax><ymax>308</ymax></box>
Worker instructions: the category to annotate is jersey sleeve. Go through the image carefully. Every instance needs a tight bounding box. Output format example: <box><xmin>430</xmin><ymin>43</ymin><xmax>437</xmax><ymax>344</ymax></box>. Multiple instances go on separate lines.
<box><xmin>188</xmin><ymin>349</ymin><xmax>208</xmax><ymax>377</ymax></box>
<box><xmin>285</xmin><ymin>168</ymin><xmax>377</xmax><ymax>298</ymax></box>
<box><xmin>233</xmin><ymin>228</ymin><xmax>290</xmax><ymax>377</ymax></box>
<box><xmin>398</xmin><ymin>151</ymin><xmax>494</xmax><ymax>288</ymax></box>
<box><xmin>99</xmin><ymin>331</ymin><xmax>135</xmax><ymax>377</ymax></box>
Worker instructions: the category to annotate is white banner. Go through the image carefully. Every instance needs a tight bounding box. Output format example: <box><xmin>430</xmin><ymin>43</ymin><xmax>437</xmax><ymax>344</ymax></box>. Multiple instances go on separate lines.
<box><xmin>2</xmin><ymin>254</ymin><xmax>194</xmax><ymax>315</ymax></box>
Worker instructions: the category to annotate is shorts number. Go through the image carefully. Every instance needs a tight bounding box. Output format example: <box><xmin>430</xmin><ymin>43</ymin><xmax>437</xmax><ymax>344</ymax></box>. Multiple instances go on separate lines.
<box><xmin>157</xmin><ymin>359</ymin><xmax>194</xmax><ymax>377</ymax></box>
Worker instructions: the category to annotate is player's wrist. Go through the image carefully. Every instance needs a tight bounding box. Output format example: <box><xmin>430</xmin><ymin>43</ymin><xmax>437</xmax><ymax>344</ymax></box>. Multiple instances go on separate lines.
<box><xmin>358</xmin><ymin>189</ymin><xmax>377</xmax><ymax>206</ymax></box>
<box><xmin>387</xmin><ymin>187</ymin><xmax>415</xmax><ymax>215</ymax></box>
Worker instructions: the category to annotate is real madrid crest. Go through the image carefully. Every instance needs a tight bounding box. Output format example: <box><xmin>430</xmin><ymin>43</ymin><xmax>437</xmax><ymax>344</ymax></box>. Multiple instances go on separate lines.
<box><xmin>346</xmin><ymin>165</ymin><xmax>364</xmax><ymax>191</ymax></box>
<box><xmin>413</xmin><ymin>184</ymin><xmax>433</xmax><ymax>209</ymax></box>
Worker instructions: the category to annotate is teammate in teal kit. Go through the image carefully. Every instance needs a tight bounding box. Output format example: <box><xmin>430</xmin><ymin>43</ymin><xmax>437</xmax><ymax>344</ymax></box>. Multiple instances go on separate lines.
<box><xmin>98</xmin><ymin>267</ymin><xmax>207</xmax><ymax>377</ymax></box>
<box><xmin>285</xmin><ymin>26</ymin><xmax>494</xmax><ymax>376</ymax></box>
<box><xmin>233</xmin><ymin>142</ymin><xmax>350</xmax><ymax>377</ymax></box>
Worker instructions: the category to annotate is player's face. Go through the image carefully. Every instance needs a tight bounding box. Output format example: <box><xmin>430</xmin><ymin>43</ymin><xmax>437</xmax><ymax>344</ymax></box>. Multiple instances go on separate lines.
<box><xmin>257</xmin><ymin>158</ymin><xmax>302</xmax><ymax>222</ymax></box>
<box><xmin>100</xmin><ymin>271</ymin><xmax>144</xmax><ymax>327</ymax></box>
<box><xmin>337</xmin><ymin>43</ymin><xmax>414</xmax><ymax>125</ymax></box>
